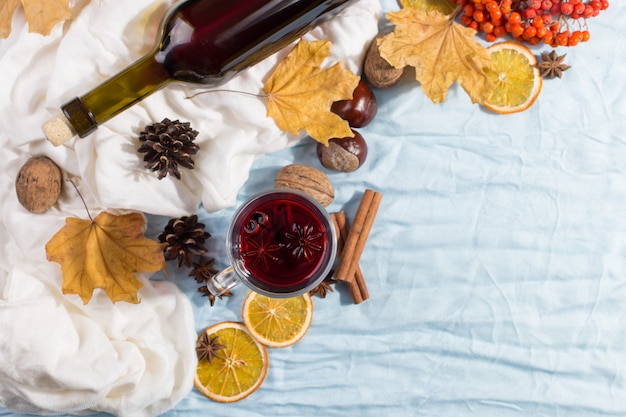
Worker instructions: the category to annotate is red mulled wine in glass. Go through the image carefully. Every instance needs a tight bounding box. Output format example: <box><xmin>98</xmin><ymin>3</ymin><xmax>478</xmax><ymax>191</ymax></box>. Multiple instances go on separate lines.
<box><xmin>207</xmin><ymin>188</ymin><xmax>336</xmax><ymax>298</ymax></box>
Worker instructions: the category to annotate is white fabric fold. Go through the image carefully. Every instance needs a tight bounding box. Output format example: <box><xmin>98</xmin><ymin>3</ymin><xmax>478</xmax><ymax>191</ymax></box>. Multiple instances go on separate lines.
<box><xmin>0</xmin><ymin>0</ymin><xmax>381</xmax><ymax>216</ymax></box>
<box><xmin>0</xmin><ymin>0</ymin><xmax>381</xmax><ymax>416</ymax></box>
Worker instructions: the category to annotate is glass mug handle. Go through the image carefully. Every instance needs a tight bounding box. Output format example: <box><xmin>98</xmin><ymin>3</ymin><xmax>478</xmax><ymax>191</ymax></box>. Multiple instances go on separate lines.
<box><xmin>204</xmin><ymin>188</ymin><xmax>337</xmax><ymax>299</ymax></box>
<box><xmin>206</xmin><ymin>266</ymin><xmax>239</xmax><ymax>296</ymax></box>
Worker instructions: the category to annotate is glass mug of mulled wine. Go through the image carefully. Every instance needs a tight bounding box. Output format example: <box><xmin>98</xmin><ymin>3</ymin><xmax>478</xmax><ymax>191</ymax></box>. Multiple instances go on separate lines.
<box><xmin>206</xmin><ymin>188</ymin><xmax>337</xmax><ymax>298</ymax></box>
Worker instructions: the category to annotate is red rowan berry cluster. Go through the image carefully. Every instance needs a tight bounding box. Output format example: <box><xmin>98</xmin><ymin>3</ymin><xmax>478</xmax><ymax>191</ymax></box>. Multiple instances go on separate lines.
<box><xmin>455</xmin><ymin>0</ymin><xmax>609</xmax><ymax>47</ymax></box>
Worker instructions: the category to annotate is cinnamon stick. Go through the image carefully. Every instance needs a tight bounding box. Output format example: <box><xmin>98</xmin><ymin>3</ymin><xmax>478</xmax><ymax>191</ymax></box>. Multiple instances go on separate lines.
<box><xmin>333</xmin><ymin>211</ymin><xmax>369</xmax><ymax>303</ymax></box>
<box><xmin>354</xmin><ymin>268</ymin><xmax>368</xmax><ymax>302</ymax></box>
<box><xmin>335</xmin><ymin>189</ymin><xmax>382</xmax><ymax>302</ymax></box>
<box><xmin>331</xmin><ymin>212</ymin><xmax>366</xmax><ymax>303</ymax></box>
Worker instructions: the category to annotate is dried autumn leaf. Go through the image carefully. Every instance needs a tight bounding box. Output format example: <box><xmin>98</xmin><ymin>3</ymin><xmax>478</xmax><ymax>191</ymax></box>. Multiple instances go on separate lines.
<box><xmin>398</xmin><ymin>0</ymin><xmax>457</xmax><ymax>15</ymax></box>
<box><xmin>0</xmin><ymin>0</ymin><xmax>71</xmax><ymax>39</ymax></box>
<box><xmin>46</xmin><ymin>211</ymin><xmax>166</xmax><ymax>304</ymax></box>
<box><xmin>263</xmin><ymin>39</ymin><xmax>359</xmax><ymax>146</ymax></box>
<box><xmin>378</xmin><ymin>8</ymin><xmax>496</xmax><ymax>104</ymax></box>
<box><xmin>0</xmin><ymin>0</ymin><xmax>20</xmax><ymax>38</ymax></box>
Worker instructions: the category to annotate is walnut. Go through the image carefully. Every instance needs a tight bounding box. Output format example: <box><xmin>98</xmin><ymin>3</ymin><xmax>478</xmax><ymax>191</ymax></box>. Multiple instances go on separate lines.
<box><xmin>274</xmin><ymin>164</ymin><xmax>334</xmax><ymax>207</ymax></box>
<box><xmin>363</xmin><ymin>35</ymin><xmax>405</xmax><ymax>89</ymax></box>
<box><xmin>15</xmin><ymin>156</ymin><xmax>63</xmax><ymax>214</ymax></box>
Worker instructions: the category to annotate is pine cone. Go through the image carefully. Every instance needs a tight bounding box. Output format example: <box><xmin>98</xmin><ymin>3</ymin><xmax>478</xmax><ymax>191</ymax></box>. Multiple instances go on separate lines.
<box><xmin>159</xmin><ymin>214</ymin><xmax>210</xmax><ymax>267</ymax></box>
<box><xmin>137</xmin><ymin>118</ymin><xmax>199</xmax><ymax>180</ymax></box>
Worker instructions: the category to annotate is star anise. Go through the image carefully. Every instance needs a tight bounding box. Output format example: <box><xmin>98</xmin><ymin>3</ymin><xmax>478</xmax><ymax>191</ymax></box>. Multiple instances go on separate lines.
<box><xmin>538</xmin><ymin>50</ymin><xmax>571</xmax><ymax>79</ymax></box>
<box><xmin>196</xmin><ymin>332</ymin><xmax>225</xmax><ymax>363</ymax></box>
<box><xmin>309</xmin><ymin>273</ymin><xmax>338</xmax><ymax>298</ymax></box>
<box><xmin>241</xmin><ymin>237</ymin><xmax>282</xmax><ymax>272</ymax></box>
<box><xmin>189</xmin><ymin>257</ymin><xmax>219</xmax><ymax>284</ymax></box>
<box><xmin>284</xmin><ymin>222</ymin><xmax>323</xmax><ymax>262</ymax></box>
<box><xmin>197</xmin><ymin>285</ymin><xmax>233</xmax><ymax>306</ymax></box>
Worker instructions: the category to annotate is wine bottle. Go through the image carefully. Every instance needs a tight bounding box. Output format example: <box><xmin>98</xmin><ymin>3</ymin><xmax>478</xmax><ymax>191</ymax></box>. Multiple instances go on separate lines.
<box><xmin>42</xmin><ymin>0</ymin><xmax>356</xmax><ymax>146</ymax></box>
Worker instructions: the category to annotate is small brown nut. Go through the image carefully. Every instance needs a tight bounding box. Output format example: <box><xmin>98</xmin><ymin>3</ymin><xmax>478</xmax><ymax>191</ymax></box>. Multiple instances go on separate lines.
<box><xmin>15</xmin><ymin>156</ymin><xmax>63</xmax><ymax>213</ymax></box>
<box><xmin>274</xmin><ymin>164</ymin><xmax>334</xmax><ymax>207</ymax></box>
<box><xmin>363</xmin><ymin>35</ymin><xmax>406</xmax><ymax>89</ymax></box>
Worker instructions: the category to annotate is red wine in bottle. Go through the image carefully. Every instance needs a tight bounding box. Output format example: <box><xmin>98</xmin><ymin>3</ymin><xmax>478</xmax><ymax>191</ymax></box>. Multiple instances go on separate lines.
<box><xmin>42</xmin><ymin>0</ymin><xmax>355</xmax><ymax>145</ymax></box>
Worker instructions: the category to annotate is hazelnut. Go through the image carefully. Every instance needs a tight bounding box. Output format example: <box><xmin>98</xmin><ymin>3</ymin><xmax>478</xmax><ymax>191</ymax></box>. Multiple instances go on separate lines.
<box><xmin>15</xmin><ymin>156</ymin><xmax>63</xmax><ymax>213</ymax></box>
<box><xmin>316</xmin><ymin>130</ymin><xmax>368</xmax><ymax>173</ymax></box>
<box><xmin>274</xmin><ymin>164</ymin><xmax>334</xmax><ymax>207</ymax></box>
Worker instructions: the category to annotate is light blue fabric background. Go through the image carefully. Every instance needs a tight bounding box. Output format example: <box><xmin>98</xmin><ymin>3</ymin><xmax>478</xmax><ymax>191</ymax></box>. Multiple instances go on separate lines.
<box><xmin>4</xmin><ymin>0</ymin><xmax>626</xmax><ymax>415</ymax></box>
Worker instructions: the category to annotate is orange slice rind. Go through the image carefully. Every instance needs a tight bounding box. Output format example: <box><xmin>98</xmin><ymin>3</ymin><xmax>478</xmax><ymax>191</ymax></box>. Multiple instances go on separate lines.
<box><xmin>194</xmin><ymin>321</ymin><xmax>268</xmax><ymax>403</ymax></box>
<box><xmin>242</xmin><ymin>291</ymin><xmax>313</xmax><ymax>348</ymax></box>
<box><xmin>482</xmin><ymin>41</ymin><xmax>542</xmax><ymax>114</ymax></box>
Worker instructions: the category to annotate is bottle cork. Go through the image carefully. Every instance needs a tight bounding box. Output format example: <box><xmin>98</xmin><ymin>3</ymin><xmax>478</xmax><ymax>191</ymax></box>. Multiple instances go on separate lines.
<box><xmin>42</xmin><ymin>115</ymin><xmax>76</xmax><ymax>146</ymax></box>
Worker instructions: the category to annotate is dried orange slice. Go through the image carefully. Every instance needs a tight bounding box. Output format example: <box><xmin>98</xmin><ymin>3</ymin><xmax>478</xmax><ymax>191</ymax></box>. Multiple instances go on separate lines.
<box><xmin>482</xmin><ymin>41</ymin><xmax>542</xmax><ymax>114</ymax></box>
<box><xmin>398</xmin><ymin>0</ymin><xmax>456</xmax><ymax>14</ymax></box>
<box><xmin>242</xmin><ymin>291</ymin><xmax>313</xmax><ymax>348</ymax></box>
<box><xmin>194</xmin><ymin>322</ymin><xmax>268</xmax><ymax>403</ymax></box>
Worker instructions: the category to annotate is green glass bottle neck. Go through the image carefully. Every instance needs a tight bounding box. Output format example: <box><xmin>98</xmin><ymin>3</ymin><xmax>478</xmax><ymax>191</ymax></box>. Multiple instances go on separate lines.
<box><xmin>62</xmin><ymin>54</ymin><xmax>171</xmax><ymax>137</ymax></box>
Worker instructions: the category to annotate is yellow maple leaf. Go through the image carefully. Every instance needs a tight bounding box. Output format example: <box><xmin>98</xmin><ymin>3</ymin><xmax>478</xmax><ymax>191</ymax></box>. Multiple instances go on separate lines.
<box><xmin>398</xmin><ymin>0</ymin><xmax>457</xmax><ymax>15</ymax></box>
<box><xmin>1</xmin><ymin>0</ymin><xmax>71</xmax><ymax>39</ymax></box>
<box><xmin>46</xmin><ymin>211</ymin><xmax>166</xmax><ymax>304</ymax></box>
<box><xmin>263</xmin><ymin>39</ymin><xmax>359</xmax><ymax>146</ymax></box>
<box><xmin>378</xmin><ymin>8</ymin><xmax>496</xmax><ymax>104</ymax></box>
<box><xmin>0</xmin><ymin>0</ymin><xmax>20</xmax><ymax>38</ymax></box>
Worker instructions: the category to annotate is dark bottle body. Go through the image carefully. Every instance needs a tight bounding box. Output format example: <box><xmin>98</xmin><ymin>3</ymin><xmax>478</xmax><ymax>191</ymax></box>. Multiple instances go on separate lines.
<box><xmin>162</xmin><ymin>0</ymin><xmax>353</xmax><ymax>82</ymax></box>
<box><xmin>44</xmin><ymin>0</ymin><xmax>355</xmax><ymax>144</ymax></box>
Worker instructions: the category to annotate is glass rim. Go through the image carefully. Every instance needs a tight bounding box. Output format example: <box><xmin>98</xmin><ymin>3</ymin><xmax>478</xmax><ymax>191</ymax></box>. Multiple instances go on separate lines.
<box><xmin>226</xmin><ymin>187</ymin><xmax>337</xmax><ymax>298</ymax></box>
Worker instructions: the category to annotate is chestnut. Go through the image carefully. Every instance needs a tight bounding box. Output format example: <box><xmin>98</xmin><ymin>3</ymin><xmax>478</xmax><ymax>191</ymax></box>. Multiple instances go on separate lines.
<box><xmin>316</xmin><ymin>130</ymin><xmax>368</xmax><ymax>173</ymax></box>
<box><xmin>331</xmin><ymin>80</ymin><xmax>377</xmax><ymax>128</ymax></box>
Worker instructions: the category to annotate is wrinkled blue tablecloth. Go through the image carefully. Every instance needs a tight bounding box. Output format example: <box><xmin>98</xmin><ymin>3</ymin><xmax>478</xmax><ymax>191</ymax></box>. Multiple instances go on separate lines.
<box><xmin>3</xmin><ymin>0</ymin><xmax>626</xmax><ymax>416</ymax></box>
